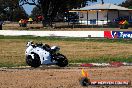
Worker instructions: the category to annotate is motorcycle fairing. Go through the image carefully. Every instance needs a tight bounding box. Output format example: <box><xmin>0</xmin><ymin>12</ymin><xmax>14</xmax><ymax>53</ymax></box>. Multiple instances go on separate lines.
<box><xmin>27</xmin><ymin>46</ymin><xmax>57</xmax><ymax>65</ymax></box>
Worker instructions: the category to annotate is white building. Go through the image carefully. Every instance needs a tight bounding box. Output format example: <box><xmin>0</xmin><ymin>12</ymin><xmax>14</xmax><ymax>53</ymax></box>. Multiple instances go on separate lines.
<box><xmin>69</xmin><ymin>3</ymin><xmax>132</xmax><ymax>25</ymax></box>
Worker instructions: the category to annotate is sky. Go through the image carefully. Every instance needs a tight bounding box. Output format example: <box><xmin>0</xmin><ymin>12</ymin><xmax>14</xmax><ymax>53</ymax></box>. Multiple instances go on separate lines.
<box><xmin>23</xmin><ymin>0</ymin><xmax>126</xmax><ymax>15</ymax></box>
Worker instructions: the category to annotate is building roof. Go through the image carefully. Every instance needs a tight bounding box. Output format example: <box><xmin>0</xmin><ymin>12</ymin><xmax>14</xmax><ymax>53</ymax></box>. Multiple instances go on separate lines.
<box><xmin>71</xmin><ymin>3</ymin><xmax>132</xmax><ymax>11</ymax></box>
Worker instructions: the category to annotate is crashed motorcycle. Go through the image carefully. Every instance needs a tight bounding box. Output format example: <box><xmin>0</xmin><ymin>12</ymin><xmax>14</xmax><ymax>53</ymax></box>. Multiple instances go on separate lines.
<box><xmin>25</xmin><ymin>41</ymin><xmax>68</xmax><ymax>68</ymax></box>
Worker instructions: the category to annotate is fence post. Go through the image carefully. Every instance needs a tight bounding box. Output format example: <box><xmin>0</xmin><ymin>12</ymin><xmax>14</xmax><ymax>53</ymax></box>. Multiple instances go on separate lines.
<box><xmin>0</xmin><ymin>21</ymin><xmax>3</xmax><ymax>30</ymax></box>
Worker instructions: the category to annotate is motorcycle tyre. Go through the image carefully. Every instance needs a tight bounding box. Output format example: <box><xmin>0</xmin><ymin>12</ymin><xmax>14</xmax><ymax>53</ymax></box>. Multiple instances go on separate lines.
<box><xmin>26</xmin><ymin>53</ymin><xmax>41</xmax><ymax>68</ymax></box>
<box><xmin>55</xmin><ymin>53</ymin><xmax>68</xmax><ymax>67</ymax></box>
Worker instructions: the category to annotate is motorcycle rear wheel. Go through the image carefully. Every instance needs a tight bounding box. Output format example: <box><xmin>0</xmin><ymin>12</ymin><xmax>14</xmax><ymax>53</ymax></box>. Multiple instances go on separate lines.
<box><xmin>26</xmin><ymin>53</ymin><xmax>41</xmax><ymax>68</ymax></box>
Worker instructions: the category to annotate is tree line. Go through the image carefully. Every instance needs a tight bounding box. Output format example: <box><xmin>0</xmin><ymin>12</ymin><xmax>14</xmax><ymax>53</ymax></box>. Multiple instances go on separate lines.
<box><xmin>19</xmin><ymin>0</ymin><xmax>98</xmax><ymax>26</ymax></box>
<box><xmin>0</xmin><ymin>0</ymin><xmax>131</xmax><ymax>24</ymax></box>
<box><xmin>120</xmin><ymin>0</ymin><xmax>132</xmax><ymax>8</ymax></box>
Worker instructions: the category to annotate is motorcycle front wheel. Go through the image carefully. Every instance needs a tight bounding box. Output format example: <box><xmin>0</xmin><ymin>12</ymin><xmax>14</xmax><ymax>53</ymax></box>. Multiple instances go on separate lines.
<box><xmin>26</xmin><ymin>53</ymin><xmax>41</xmax><ymax>68</ymax></box>
<box><xmin>55</xmin><ymin>53</ymin><xmax>68</xmax><ymax>67</ymax></box>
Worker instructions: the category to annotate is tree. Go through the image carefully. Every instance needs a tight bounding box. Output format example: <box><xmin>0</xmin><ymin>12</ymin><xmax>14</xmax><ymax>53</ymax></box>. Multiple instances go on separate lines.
<box><xmin>120</xmin><ymin>0</ymin><xmax>132</xmax><ymax>8</ymax></box>
<box><xmin>0</xmin><ymin>0</ymin><xmax>28</xmax><ymax>21</ymax></box>
<box><xmin>19</xmin><ymin>0</ymin><xmax>98</xmax><ymax>27</ymax></box>
<box><xmin>12</xmin><ymin>7</ymin><xmax>29</xmax><ymax>21</ymax></box>
<box><xmin>30</xmin><ymin>6</ymin><xmax>42</xmax><ymax>20</ymax></box>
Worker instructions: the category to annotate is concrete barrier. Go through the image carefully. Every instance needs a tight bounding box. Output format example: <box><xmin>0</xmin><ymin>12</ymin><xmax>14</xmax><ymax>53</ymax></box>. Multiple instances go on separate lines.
<box><xmin>0</xmin><ymin>30</ymin><xmax>104</xmax><ymax>38</ymax></box>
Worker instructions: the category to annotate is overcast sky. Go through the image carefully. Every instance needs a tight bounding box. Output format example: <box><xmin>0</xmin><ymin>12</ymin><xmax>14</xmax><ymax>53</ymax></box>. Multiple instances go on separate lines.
<box><xmin>23</xmin><ymin>0</ymin><xmax>126</xmax><ymax>15</ymax></box>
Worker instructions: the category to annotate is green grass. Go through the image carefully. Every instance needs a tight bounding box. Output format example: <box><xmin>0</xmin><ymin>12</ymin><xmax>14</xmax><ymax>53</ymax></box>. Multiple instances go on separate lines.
<box><xmin>0</xmin><ymin>63</ymin><xmax>26</xmax><ymax>68</ymax></box>
<box><xmin>70</xmin><ymin>56</ymin><xmax>132</xmax><ymax>63</ymax></box>
<box><xmin>0</xmin><ymin>35</ymin><xmax>132</xmax><ymax>44</ymax></box>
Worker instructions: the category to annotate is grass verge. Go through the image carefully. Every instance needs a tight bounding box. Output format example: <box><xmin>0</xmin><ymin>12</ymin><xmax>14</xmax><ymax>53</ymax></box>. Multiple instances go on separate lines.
<box><xmin>0</xmin><ymin>35</ymin><xmax>132</xmax><ymax>67</ymax></box>
<box><xmin>70</xmin><ymin>56</ymin><xmax>132</xmax><ymax>63</ymax></box>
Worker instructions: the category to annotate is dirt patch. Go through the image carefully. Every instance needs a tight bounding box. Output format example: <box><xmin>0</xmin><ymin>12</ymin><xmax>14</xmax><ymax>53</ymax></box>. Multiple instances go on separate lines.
<box><xmin>0</xmin><ymin>66</ymin><xmax>131</xmax><ymax>88</ymax></box>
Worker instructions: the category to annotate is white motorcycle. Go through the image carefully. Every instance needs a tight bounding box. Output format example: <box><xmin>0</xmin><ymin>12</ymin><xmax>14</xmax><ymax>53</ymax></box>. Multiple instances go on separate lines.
<box><xmin>25</xmin><ymin>41</ymin><xmax>68</xmax><ymax>68</ymax></box>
